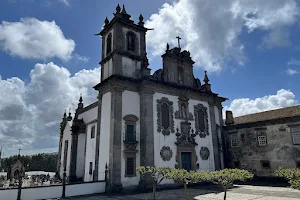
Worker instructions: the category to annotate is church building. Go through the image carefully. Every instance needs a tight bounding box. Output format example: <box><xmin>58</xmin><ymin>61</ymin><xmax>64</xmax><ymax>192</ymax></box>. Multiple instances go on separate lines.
<box><xmin>57</xmin><ymin>4</ymin><xmax>227</xmax><ymax>191</ymax></box>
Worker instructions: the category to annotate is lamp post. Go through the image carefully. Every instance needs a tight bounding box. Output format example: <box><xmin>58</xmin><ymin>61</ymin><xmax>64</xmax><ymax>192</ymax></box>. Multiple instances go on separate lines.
<box><xmin>17</xmin><ymin>168</ymin><xmax>23</xmax><ymax>200</ymax></box>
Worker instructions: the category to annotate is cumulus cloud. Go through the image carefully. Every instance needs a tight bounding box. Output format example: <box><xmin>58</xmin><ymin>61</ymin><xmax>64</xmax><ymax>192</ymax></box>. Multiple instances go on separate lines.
<box><xmin>59</xmin><ymin>0</ymin><xmax>69</xmax><ymax>6</ymax></box>
<box><xmin>0</xmin><ymin>18</ymin><xmax>75</xmax><ymax>61</ymax></box>
<box><xmin>224</xmin><ymin>89</ymin><xmax>297</xmax><ymax>117</ymax></box>
<box><xmin>0</xmin><ymin>62</ymin><xmax>100</xmax><ymax>157</ymax></box>
<box><xmin>286</xmin><ymin>68</ymin><xmax>299</xmax><ymax>75</ymax></box>
<box><xmin>145</xmin><ymin>0</ymin><xmax>300</xmax><ymax>72</ymax></box>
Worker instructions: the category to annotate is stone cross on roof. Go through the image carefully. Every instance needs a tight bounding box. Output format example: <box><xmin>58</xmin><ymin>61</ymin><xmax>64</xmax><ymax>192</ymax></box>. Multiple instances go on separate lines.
<box><xmin>176</xmin><ymin>36</ymin><xmax>182</xmax><ymax>48</ymax></box>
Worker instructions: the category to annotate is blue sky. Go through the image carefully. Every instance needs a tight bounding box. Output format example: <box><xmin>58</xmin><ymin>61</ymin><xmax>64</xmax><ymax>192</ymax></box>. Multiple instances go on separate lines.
<box><xmin>0</xmin><ymin>0</ymin><xmax>300</xmax><ymax>156</ymax></box>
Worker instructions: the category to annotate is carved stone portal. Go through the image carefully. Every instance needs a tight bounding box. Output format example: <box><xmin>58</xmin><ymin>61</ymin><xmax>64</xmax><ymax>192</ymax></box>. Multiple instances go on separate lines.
<box><xmin>160</xmin><ymin>146</ymin><xmax>173</xmax><ymax>161</ymax></box>
<box><xmin>174</xmin><ymin>121</ymin><xmax>198</xmax><ymax>170</ymax></box>
<box><xmin>157</xmin><ymin>97</ymin><xmax>175</xmax><ymax>136</ymax></box>
<box><xmin>194</xmin><ymin>104</ymin><xmax>209</xmax><ymax>138</ymax></box>
<box><xmin>200</xmin><ymin>147</ymin><xmax>210</xmax><ymax>160</ymax></box>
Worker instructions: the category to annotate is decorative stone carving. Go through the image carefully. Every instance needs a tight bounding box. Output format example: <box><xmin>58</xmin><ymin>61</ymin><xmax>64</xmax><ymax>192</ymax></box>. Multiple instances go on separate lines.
<box><xmin>175</xmin><ymin>95</ymin><xmax>193</xmax><ymax>120</ymax></box>
<box><xmin>175</xmin><ymin>121</ymin><xmax>197</xmax><ymax>146</ymax></box>
<box><xmin>200</xmin><ymin>147</ymin><xmax>210</xmax><ymax>160</ymax></box>
<box><xmin>157</xmin><ymin>97</ymin><xmax>175</xmax><ymax>135</ymax></box>
<box><xmin>160</xmin><ymin>146</ymin><xmax>173</xmax><ymax>161</ymax></box>
<box><xmin>194</xmin><ymin>104</ymin><xmax>209</xmax><ymax>138</ymax></box>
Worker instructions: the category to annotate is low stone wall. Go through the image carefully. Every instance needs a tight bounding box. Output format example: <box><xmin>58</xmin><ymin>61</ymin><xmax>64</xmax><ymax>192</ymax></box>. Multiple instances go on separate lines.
<box><xmin>0</xmin><ymin>181</ymin><xmax>106</xmax><ymax>200</ymax></box>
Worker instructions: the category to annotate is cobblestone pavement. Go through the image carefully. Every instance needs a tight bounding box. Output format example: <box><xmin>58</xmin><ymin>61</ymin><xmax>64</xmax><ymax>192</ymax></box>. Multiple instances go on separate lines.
<box><xmin>67</xmin><ymin>185</ymin><xmax>300</xmax><ymax>200</ymax></box>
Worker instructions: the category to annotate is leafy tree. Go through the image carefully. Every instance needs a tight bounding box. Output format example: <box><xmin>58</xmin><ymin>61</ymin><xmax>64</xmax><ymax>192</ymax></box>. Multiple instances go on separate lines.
<box><xmin>165</xmin><ymin>169</ymin><xmax>208</xmax><ymax>200</ymax></box>
<box><xmin>209</xmin><ymin>168</ymin><xmax>253</xmax><ymax>200</ymax></box>
<box><xmin>276</xmin><ymin>167</ymin><xmax>300</xmax><ymax>190</ymax></box>
<box><xmin>137</xmin><ymin>166</ymin><xmax>173</xmax><ymax>200</ymax></box>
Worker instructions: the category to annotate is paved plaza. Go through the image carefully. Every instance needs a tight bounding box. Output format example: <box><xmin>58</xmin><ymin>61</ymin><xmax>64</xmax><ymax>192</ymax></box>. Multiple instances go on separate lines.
<box><xmin>67</xmin><ymin>184</ymin><xmax>300</xmax><ymax>200</ymax></box>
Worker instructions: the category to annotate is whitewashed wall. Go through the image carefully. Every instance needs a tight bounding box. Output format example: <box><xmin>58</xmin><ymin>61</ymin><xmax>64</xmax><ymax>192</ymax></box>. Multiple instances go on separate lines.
<box><xmin>60</xmin><ymin>122</ymin><xmax>72</xmax><ymax>178</ymax></box>
<box><xmin>153</xmin><ymin>93</ymin><xmax>215</xmax><ymax>184</ymax></box>
<box><xmin>76</xmin><ymin>133</ymin><xmax>86</xmax><ymax>179</ymax></box>
<box><xmin>98</xmin><ymin>92</ymin><xmax>111</xmax><ymax>180</ymax></box>
<box><xmin>84</xmin><ymin>122</ymin><xmax>97</xmax><ymax>182</ymax></box>
<box><xmin>121</xmin><ymin>90</ymin><xmax>140</xmax><ymax>187</ymax></box>
<box><xmin>0</xmin><ymin>181</ymin><xmax>106</xmax><ymax>200</ymax></box>
<box><xmin>78</xmin><ymin>106</ymin><xmax>98</xmax><ymax>123</ymax></box>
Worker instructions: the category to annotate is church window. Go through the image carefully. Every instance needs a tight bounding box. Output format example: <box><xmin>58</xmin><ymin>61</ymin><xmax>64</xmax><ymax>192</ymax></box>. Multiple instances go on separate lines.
<box><xmin>91</xmin><ymin>125</ymin><xmax>95</xmax><ymax>139</ymax></box>
<box><xmin>157</xmin><ymin>97</ymin><xmax>174</xmax><ymax>136</ymax></box>
<box><xmin>194</xmin><ymin>104</ymin><xmax>208</xmax><ymax>138</ymax></box>
<box><xmin>126</xmin><ymin>31</ymin><xmax>135</xmax><ymax>51</ymax></box>
<box><xmin>89</xmin><ymin>162</ymin><xmax>93</xmax><ymax>175</ymax></box>
<box><xmin>106</xmin><ymin>33</ymin><xmax>112</xmax><ymax>55</ymax></box>
<box><xmin>125</xmin><ymin>157</ymin><xmax>135</xmax><ymax>176</ymax></box>
<box><xmin>291</xmin><ymin>126</ymin><xmax>300</xmax><ymax>145</ymax></box>
<box><xmin>178</xmin><ymin>66</ymin><xmax>184</xmax><ymax>84</ymax></box>
<box><xmin>126</xmin><ymin>124</ymin><xmax>135</xmax><ymax>142</ymax></box>
<box><xmin>161</xmin><ymin>103</ymin><xmax>170</xmax><ymax>130</ymax></box>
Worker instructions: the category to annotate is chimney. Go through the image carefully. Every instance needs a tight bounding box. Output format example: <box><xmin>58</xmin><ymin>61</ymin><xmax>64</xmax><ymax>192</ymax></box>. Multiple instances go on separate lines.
<box><xmin>225</xmin><ymin>110</ymin><xmax>234</xmax><ymax>125</ymax></box>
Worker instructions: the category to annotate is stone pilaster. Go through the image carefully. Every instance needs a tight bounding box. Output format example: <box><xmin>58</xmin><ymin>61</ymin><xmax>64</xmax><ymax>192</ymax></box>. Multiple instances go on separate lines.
<box><xmin>93</xmin><ymin>92</ymin><xmax>102</xmax><ymax>181</ymax></box>
<box><xmin>208</xmin><ymin>103</ymin><xmax>221</xmax><ymax>170</ymax></box>
<box><xmin>56</xmin><ymin>134</ymin><xmax>63</xmax><ymax>178</ymax></box>
<box><xmin>107</xmin><ymin>89</ymin><xmax>123</xmax><ymax>192</ymax></box>
<box><xmin>69</xmin><ymin>132</ymin><xmax>79</xmax><ymax>182</ymax></box>
<box><xmin>139</xmin><ymin>89</ymin><xmax>154</xmax><ymax>189</ymax></box>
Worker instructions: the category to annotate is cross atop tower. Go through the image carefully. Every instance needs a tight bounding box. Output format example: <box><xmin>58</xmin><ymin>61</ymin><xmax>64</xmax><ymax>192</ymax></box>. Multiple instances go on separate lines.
<box><xmin>18</xmin><ymin>148</ymin><xmax>22</xmax><ymax>155</ymax></box>
<box><xmin>176</xmin><ymin>36</ymin><xmax>182</xmax><ymax>48</ymax></box>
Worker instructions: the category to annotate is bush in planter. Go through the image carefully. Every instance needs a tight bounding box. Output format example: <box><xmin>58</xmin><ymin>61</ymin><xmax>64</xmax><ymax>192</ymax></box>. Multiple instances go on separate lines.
<box><xmin>165</xmin><ymin>169</ymin><xmax>209</xmax><ymax>200</ymax></box>
<box><xmin>208</xmin><ymin>168</ymin><xmax>253</xmax><ymax>200</ymax></box>
<box><xmin>137</xmin><ymin>166</ymin><xmax>174</xmax><ymax>200</ymax></box>
<box><xmin>276</xmin><ymin>167</ymin><xmax>300</xmax><ymax>190</ymax></box>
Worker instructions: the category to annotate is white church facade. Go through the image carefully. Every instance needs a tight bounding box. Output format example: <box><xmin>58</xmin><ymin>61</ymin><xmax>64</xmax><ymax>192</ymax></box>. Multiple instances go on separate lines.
<box><xmin>57</xmin><ymin>4</ymin><xmax>227</xmax><ymax>191</ymax></box>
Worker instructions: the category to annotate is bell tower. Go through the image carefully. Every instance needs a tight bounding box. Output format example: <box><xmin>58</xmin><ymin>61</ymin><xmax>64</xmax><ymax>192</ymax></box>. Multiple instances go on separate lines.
<box><xmin>96</xmin><ymin>4</ymin><xmax>151</xmax><ymax>82</ymax></box>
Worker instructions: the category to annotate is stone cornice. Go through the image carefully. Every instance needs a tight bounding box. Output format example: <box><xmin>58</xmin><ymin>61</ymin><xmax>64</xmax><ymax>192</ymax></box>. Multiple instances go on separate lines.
<box><xmin>77</xmin><ymin>102</ymin><xmax>98</xmax><ymax>115</ymax></box>
<box><xmin>100</xmin><ymin>49</ymin><xmax>145</xmax><ymax>65</ymax></box>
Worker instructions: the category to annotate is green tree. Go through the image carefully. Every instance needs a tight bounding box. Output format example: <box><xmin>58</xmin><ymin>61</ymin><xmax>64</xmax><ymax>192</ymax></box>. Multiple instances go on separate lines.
<box><xmin>276</xmin><ymin>167</ymin><xmax>300</xmax><ymax>190</ymax></box>
<box><xmin>209</xmin><ymin>168</ymin><xmax>253</xmax><ymax>200</ymax></box>
<box><xmin>165</xmin><ymin>169</ymin><xmax>209</xmax><ymax>200</ymax></box>
<box><xmin>137</xmin><ymin>166</ymin><xmax>173</xmax><ymax>200</ymax></box>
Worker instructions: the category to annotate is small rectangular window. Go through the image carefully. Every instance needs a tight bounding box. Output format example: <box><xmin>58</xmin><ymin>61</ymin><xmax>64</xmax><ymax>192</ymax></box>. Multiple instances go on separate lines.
<box><xmin>261</xmin><ymin>160</ymin><xmax>270</xmax><ymax>169</ymax></box>
<box><xmin>240</xmin><ymin>133</ymin><xmax>245</xmax><ymax>143</ymax></box>
<box><xmin>258</xmin><ymin>136</ymin><xmax>267</xmax><ymax>146</ymax></box>
<box><xmin>91</xmin><ymin>125</ymin><xmax>95</xmax><ymax>139</ymax></box>
<box><xmin>126</xmin><ymin>157</ymin><xmax>135</xmax><ymax>176</ymax></box>
<box><xmin>296</xmin><ymin>161</ymin><xmax>300</xmax><ymax>168</ymax></box>
<box><xmin>231</xmin><ymin>135</ymin><xmax>238</xmax><ymax>147</ymax></box>
<box><xmin>292</xmin><ymin>133</ymin><xmax>300</xmax><ymax>145</ymax></box>
<box><xmin>89</xmin><ymin>162</ymin><xmax>93</xmax><ymax>175</ymax></box>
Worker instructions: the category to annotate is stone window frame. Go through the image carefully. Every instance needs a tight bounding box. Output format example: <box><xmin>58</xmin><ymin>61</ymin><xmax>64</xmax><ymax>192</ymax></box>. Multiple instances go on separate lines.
<box><xmin>231</xmin><ymin>136</ymin><xmax>238</xmax><ymax>147</ymax></box>
<box><xmin>255</xmin><ymin>128</ymin><xmax>268</xmax><ymax>147</ymax></box>
<box><xmin>89</xmin><ymin>162</ymin><xmax>93</xmax><ymax>175</ymax></box>
<box><xmin>175</xmin><ymin>95</ymin><xmax>193</xmax><ymax>120</ymax></box>
<box><xmin>123</xmin><ymin>114</ymin><xmax>139</xmax><ymax>142</ymax></box>
<box><xmin>157</xmin><ymin>97</ymin><xmax>175</xmax><ymax>136</ymax></box>
<box><xmin>106</xmin><ymin>33</ymin><xmax>112</xmax><ymax>55</ymax></box>
<box><xmin>125</xmin><ymin>155</ymin><xmax>136</xmax><ymax>177</ymax></box>
<box><xmin>290</xmin><ymin>125</ymin><xmax>300</xmax><ymax>145</ymax></box>
<box><xmin>90</xmin><ymin>125</ymin><xmax>95</xmax><ymax>139</ymax></box>
<box><xmin>126</xmin><ymin>31</ymin><xmax>136</xmax><ymax>51</ymax></box>
<box><xmin>260</xmin><ymin>160</ymin><xmax>271</xmax><ymax>169</ymax></box>
<box><xmin>194</xmin><ymin>104</ymin><xmax>209</xmax><ymax>138</ymax></box>
<box><xmin>178</xmin><ymin>66</ymin><xmax>184</xmax><ymax>84</ymax></box>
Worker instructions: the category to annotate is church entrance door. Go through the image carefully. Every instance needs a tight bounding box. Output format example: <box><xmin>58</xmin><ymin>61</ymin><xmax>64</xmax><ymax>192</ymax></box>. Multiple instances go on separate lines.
<box><xmin>181</xmin><ymin>152</ymin><xmax>192</xmax><ymax>171</ymax></box>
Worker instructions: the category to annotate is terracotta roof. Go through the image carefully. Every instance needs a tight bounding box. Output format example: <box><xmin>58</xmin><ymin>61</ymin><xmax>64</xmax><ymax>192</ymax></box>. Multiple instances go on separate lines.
<box><xmin>233</xmin><ymin>105</ymin><xmax>300</xmax><ymax>125</ymax></box>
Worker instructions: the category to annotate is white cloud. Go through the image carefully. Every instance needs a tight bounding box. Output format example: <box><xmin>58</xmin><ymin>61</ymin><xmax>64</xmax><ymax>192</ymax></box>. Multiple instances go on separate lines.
<box><xmin>0</xmin><ymin>62</ymin><xmax>100</xmax><ymax>157</ymax></box>
<box><xmin>224</xmin><ymin>89</ymin><xmax>297</xmax><ymax>117</ymax></box>
<box><xmin>286</xmin><ymin>68</ymin><xmax>299</xmax><ymax>75</ymax></box>
<box><xmin>0</xmin><ymin>18</ymin><xmax>75</xmax><ymax>61</ymax></box>
<box><xmin>73</xmin><ymin>53</ymin><xmax>90</xmax><ymax>63</ymax></box>
<box><xmin>288</xmin><ymin>58</ymin><xmax>300</xmax><ymax>66</ymax></box>
<box><xmin>145</xmin><ymin>0</ymin><xmax>300</xmax><ymax>72</ymax></box>
<box><xmin>59</xmin><ymin>0</ymin><xmax>69</xmax><ymax>6</ymax></box>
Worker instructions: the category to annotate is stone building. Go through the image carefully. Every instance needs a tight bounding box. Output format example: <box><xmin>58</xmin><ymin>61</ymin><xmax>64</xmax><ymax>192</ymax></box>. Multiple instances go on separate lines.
<box><xmin>224</xmin><ymin>105</ymin><xmax>300</xmax><ymax>176</ymax></box>
<box><xmin>57</xmin><ymin>4</ymin><xmax>227</xmax><ymax>191</ymax></box>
